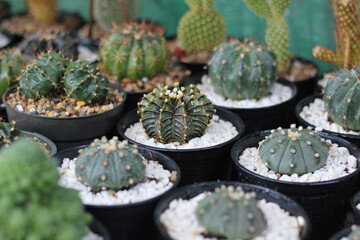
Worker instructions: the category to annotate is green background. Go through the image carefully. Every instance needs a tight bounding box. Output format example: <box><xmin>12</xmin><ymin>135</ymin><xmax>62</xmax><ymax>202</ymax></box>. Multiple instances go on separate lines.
<box><xmin>3</xmin><ymin>0</ymin><xmax>336</xmax><ymax>74</ymax></box>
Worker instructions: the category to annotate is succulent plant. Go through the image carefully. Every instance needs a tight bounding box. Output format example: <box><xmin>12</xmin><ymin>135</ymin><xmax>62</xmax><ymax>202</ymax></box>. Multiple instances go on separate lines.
<box><xmin>99</xmin><ymin>23</ymin><xmax>167</xmax><ymax>81</ymax></box>
<box><xmin>75</xmin><ymin>136</ymin><xmax>146</xmax><ymax>193</ymax></box>
<box><xmin>63</xmin><ymin>60</ymin><xmax>109</xmax><ymax>102</ymax></box>
<box><xmin>137</xmin><ymin>83</ymin><xmax>215</xmax><ymax>144</ymax></box>
<box><xmin>26</xmin><ymin>0</ymin><xmax>56</xmax><ymax>23</ymax></box>
<box><xmin>196</xmin><ymin>185</ymin><xmax>267</xmax><ymax>239</ymax></box>
<box><xmin>209</xmin><ymin>39</ymin><xmax>277</xmax><ymax>100</ymax></box>
<box><xmin>348</xmin><ymin>225</ymin><xmax>360</xmax><ymax>239</ymax></box>
<box><xmin>323</xmin><ymin>67</ymin><xmax>360</xmax><ymax>130</ymax></box>
<box><xmin>0</xmin><ymin>121</ymin><xmax>22</xmax><ymax>148</ymax></box>
<box><xmin>177</xmin><ymin>0</ymin><xmax>226</xmax><ymax>53</ymax></box>
<box><xmin>18</xmin><ymin>51</ymin><xmax>67</xmax><ymax>99</ymax></box>
<box><xmin>259</xmin><ymin>124</ymin><xmax>330</xmax><ymax>175</ymax></box>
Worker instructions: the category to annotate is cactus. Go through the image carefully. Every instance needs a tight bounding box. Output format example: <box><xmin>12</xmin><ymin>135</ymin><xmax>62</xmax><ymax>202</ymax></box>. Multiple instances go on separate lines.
<box><xmin>137</xmin><ymin>83</ymin><xmax>215</xmax><ymax>144</ymax></box>
<box><xmin>63</xmin><ymin>60</ymin><xmax>109</xmax><ymax>102</ymax></box>
<box><xmin>323</xmin><ymin>67</ymin><xmax>360</xmax><ymax>130</ymax></box>
<box><xmin>99</xmin><ymin>23</ymin><xmax>167</xmax><ymax>81</ymax></box>
<box><xmin>18</xmin><ymin>51</ymin><xmax>67</xmax><ymax>99</ymax></box>
<box><xmin>177</xmin><ymin>0</ymin><xmax>226</xmax><ymax>53</ymax></box>
<box><xmin>243</xmin><ymin>0</ymin><xmax>291</xmax><ymax>75</ymax></box>
<box><xmin>209</xmin><ymin>39</ymin><xmax>277</xmax><ymax>100</ymax></box>
<box><xmin>26</xmin><ymin>0</ymin><xmax>56</xmax><ymax>23</ymax></box>
<box><xmin>348</xmin><ymin>225</ymin><xmax>360</xmax><ymax>239</ymax></box>
<box><xmin>259</xmin><ymin>124</ymin><xmax>329</xmax><ymax>175</ymax></box>
<box><xmin>195</xmin><ymin>185</ymin><xmax>267</xmax><ymax>239</ymax></box>
<box><xmin>75</xmin><ymin>136</ymin><xmax>146</xmax><ymax>193</ymax></box>
<box><xmin>0</xmin><ymin>121</ymin><xmax>22</xmax><ymax>148</ymax></box>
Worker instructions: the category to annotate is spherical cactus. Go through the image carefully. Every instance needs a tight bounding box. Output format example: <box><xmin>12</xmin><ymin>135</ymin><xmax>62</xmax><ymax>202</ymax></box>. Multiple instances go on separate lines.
<box><xmin>99</xmin><ymin>23</ymin><xmax>167</xmax><ymax>81</ymax></box>
<box><xmin>75</xmin><ymin>137</ymin><xmax>146</xmax><ymax>193</ymax></box>
<box><xmin>259</xmin><ymin>125</ymin><xmax>330</xmax><ymax>175</ymax></box>
<box><xmin>137</xmin><ymin>83</ymin><xmax>215</xmax><ymax>144</ymax></box>
<box><xmin>323</xmin><ymin>67</ymin><xmax>360</xmax><ymax>130</ymax></box>
<box><xmin>177</xmin><ymin>0</ymin><xmax>226</xmax><ymax>53</ymax></box>
<box><xmin>209</xmin><ymin>39</ymin><xmax>277</xmax><ymax>100</ymax></box>
<box><xmin>348</xmin><ymin>225</ymin><xmax>360</xmax><ymax>239</ymax></box>
<box><xmin>63</xmin><ymin>60</ymin><xmax>109</xmax><ymax>102</ymax></box>
<box><xmin>195</xmin><ymin>185</ymin><xmax>267</xmax><ymax>239</ymax></box>
<box><xmin>0</xmin><ymin>121</ymin><xmax>22</xmax><ymax>148</ymax></box>
<box><xmin>19</xmin><ymin>51</ymin><xmax>67</xmax><ymax>99</ymax></box>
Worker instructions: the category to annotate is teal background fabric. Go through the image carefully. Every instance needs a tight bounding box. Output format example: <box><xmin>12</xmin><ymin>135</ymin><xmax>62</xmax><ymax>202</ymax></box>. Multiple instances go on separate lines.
<box><xmin>3</xmin><ymin>0</ymin><xmax>336</xmax><ymax>74</ymax></box>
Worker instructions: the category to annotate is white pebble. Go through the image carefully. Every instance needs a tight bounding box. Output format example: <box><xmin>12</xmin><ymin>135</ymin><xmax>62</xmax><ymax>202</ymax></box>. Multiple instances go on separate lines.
<box><xmin>16</xmin><ymin>105</ymin><xmax>24</xmax><ymax>112</ymax></box>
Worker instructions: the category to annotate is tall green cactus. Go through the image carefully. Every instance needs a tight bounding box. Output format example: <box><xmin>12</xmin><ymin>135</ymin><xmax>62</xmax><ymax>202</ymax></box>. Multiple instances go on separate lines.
<box><xmin>244</xmin><ymin>0</ymin><xmax>291</xmax><ymax>75</ymax></box>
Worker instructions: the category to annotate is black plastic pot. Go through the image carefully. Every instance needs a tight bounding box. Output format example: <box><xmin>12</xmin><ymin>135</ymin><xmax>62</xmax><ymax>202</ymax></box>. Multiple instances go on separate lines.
<box><xmin>55</xmin><ymin>145</ymin><xmax>181</xmax><ymax>240</ymax></box>
<box><xmin>117</xmin><ymin>107</ymin><xmax>245</xmax><ymax>185</ymax></box>
<box><xmin>329</xmin><ymin>227</ymin><xmax>352</xmax><ymax>240</ymax></box>
<box><xmin>232</xmin><ymin>130</ymin><xmax>360</xmax><ymax>240</ymax></box>
<box><xmin>89</xmin><ymin>217</ymin><xmax>111</xmax><ymax>240</ymax></box>
<box><xmin>178</xmin><ymin>61</ymin><xmax>207</xmax><ymax>75</ymax></box>
<box><xmin>154</xmin><ymin>181</ymin><xmax>311</xmax><ymax>240</ymax></box>
<box><xmin>22</xmin><ymin>130</ymin><xmax>57</xmax><ymax>156</ymax></box>
<box><xmin>351</xmin><ymin>191</ymin><xmax>360</xmax><ymax>224</ymax></box>
<box><xmin>0</xmin><ymin>30</ymin><xmax>23</xmax><ymax>50</ymax></box>
<box><xmin>295</xmin><ymin>95</ymin><xmax>360</xmax><ymax>147</ymax></box>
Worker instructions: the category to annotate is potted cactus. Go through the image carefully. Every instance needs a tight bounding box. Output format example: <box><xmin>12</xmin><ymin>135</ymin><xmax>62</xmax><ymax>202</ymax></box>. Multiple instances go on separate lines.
<box><xmin>26</xmin><ymin>0</ymin><xmax>57</xmax><ymax>23</ymax></box>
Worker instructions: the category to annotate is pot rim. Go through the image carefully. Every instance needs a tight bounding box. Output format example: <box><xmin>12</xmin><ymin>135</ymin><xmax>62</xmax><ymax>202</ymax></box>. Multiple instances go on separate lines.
<box><xmin>351</xmin><ymin>191</ymin><xmax>360</xmax><ymax>216</ymax></box>
<box><xmin>329</xmin><ymin>226</ymin><xmax>352</xmax><ymax>240</ymax></box>
<box><xmin>21</xmin><ymin>130</ymin><xmax>57</xmax><ymax>156</ymax></box>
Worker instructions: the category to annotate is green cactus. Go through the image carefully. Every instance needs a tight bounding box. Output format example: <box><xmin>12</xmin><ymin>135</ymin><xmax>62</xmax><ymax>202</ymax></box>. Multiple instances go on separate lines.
<box><xmin>63</xmin><ymin>60</ymin><xmax>109</xmax><ymax>103</ymax></box>
<box><xmin>348</xmin><ymin>225</ymin><xmax>360</xmax><ymax>239</ymax></box>
<box><xmin>75</xmin><ymin>136</ymin><xmax>146</xmax><ymax>193</ymax></box>
<box><xmin>209</xmin><ymin>39</ymin><xmax>277</xmax><ymax>100</ymax></box>
<box><xmin>259</xmin><ymin>125</ymin><xmax>330</xmax><ymax>175</ymax></box>
<box><xmin>99</xmin><ymin>23</ymin><xmax>167</xmax><ymax>81</ymax></box>
<box><xmin>0</xmin><ymin>121</ymin><xmax>22</xmax><ymax>148</ymax></box>
<box><xmin>177</xmin><ymin>0</ymin><xmax>226</xmax><ymax>53</ymax></box>
<box><xmin>323</xmin><ymin>67</ymin><xmax>360</xmax><ymax>130</ymax></box>
<box><xmin>18</xmin><ymin>51</ymin><xmax>67</xmax><ymax>99</ymax></box>
<box><xmin>244</xmin><ymin>0</ymin><xmax>291</xmax><ymax>75</ymax></box>
<box><xmin>196</xmin><ymin>185</ymin><xmax>267</xmax><ymax>239</ymax></box>
<box><xmin>137</xmin><ymin>83</ymin><xmax>215</xmax><ymax>144</ymax></box>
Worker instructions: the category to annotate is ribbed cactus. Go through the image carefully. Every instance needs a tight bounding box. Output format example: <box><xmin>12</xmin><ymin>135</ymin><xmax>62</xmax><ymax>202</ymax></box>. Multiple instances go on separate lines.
<box><xmin>19</xmin><ymin>52</ymin><xmax>67</xmax><ymax>99</ymax></box>
<box><xmin>323</xmin><ymin>67</ymin><xmax>360</xmax><ymax>130</ymax></box>
<box><xmin>99</xmin><ymin>23</ymin><xmax>167</xmax><ymax>81</ymax></box>
<box><xmin>63</xmin><ymin>60</ymin><xmax>109</xmax><ymax>102</ymax></box>
<box><xmin>26</xmin><ymin>0</ymin><xmax>56</xmax><ymax>23</ymax></box>
<box><xmin>0</xmin><ymin>121</ymin><xmax>22</xmax><ymax>148</ymax></box>
<box><xmin>259</xmin><ymin>125</ymin><xmax>329</xmax><ymax>175</ymax></box>
<box><xmin>177</xmin><ymin>0</ymin><xmax>226</xmax><ymax>53</ymax></box>
<box><xmin>75</xmin><ymin>137</ymin><xmax>146</xmax><ymax>193</ymax></box>
<box><xmin>209</xmin><ymin>39</ymin><xmax>277</xmax><ymax>100</ymax></box>
<box><xmin>348</xmin><ymin>225</ymin><xmax>360</xmax><ymax>239</ymax></box>
<box><xmin>196</xmin><ymin>185</ymin><xmax>267</xmax><ymax>239</ymax></box>
<box><xmin>312</xmin><ymin>0</ymin><xmax>360</xmax><ymax>68</ymax></box>
<box><xmin>244</xmin><ymin>0</ymin><xmax>291</xmax><ymax>75</ymax></box>
<box><xmin>137</xmin><ymin>83</ymin><xmax>215</xmax><ymax>144</ymax></box>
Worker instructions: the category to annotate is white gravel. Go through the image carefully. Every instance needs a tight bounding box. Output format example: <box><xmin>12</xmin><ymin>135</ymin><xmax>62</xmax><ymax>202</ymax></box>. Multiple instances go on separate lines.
<box><xmin>300</xmin><ymin>98</ymin><xmax>360</xmax><ymax>135</ymax></box>
<box><xmin>124</xmin><ymin>115</ymin><xmax>238</xmax><ymax>149</ymax></box>
<box><xmin>0</xmin><ymin>33</ymin><xmax>10</xmax><ymax>48</ymax></box>
<box><xmin>83</xmin><ymin>232</ymin><xmax>103</xmax><ymax>240</ymax></box>
<box><xmin>160</xmin><ymin>192</ymin><xmax>305</xmax><ymax>240</ymax></box>
<box><xmin>239</xmin><ymin>140</ymin><xmax>358</xmax><ymax>182</ymax></box>
<box><xmin>317</xmin><ymin>72</ymin><xmax>334</xmax><ymax>88</ymax></box>
<box><xmin>78</xmin><ymin>45</ymin><xmax>100</xmax><ymax>62</ymax></box>
<box><xmin>58</xmin><ymin>158</ymin><xmax>176</xmax><ymax>205</ymax></box>
<box><xmin>196</xmin><ymin>75</ymin><xmax>293</xmax><ymax>108</ymax></box>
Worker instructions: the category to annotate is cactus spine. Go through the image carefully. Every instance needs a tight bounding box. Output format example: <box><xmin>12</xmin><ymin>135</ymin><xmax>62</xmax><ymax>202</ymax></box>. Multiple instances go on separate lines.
<box><xmin>196</xmin><ymin>185</ymin><xmax>267</xmax><ymax>239</ymax></box>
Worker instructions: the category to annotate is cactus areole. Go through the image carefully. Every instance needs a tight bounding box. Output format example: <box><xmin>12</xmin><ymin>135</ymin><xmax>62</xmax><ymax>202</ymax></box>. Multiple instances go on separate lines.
<box><xmin>259</xmin><ymin>125</ymin><xmax>329</xmax><ymax>175</ymax></box>
<box><xmin>137</xmin><ymin>83</ymin><xmax>215</xmax><ymax>144</ymax></box>
<box><xmin>323</xmin><ymin>67</ymin><xmax>360</xmax><ymax>130</ymax></box>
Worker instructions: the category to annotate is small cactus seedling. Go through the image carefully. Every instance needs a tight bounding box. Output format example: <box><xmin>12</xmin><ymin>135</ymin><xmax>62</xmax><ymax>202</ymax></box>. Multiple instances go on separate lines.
<box><xmin>348</xmin><ymin>225</ymin><xmax>360</xmax><ymax>239</ymax></box>
<box><xmin>195</xmin><ymin>185</ymin><xmax>267</xmax><ymax>239</ymax></box>
<box><xmin>63</xmin><ymin>60</ymin><xmax>109</xmax><ymax>102</ymax></box>
<box><xmin>323</xmin><ymin>67</ymin><xmax>360</xmax><ymax>130</ymax></box>
<box><xmin>137</xmin><ymin>83</ymin><xmax>215</xmax><ymax>144</ymax></box>
<box><xmin>209</xmin><ymin>39</ymin><xmax>277</xmax><ymax>100</ymax></box>
<box><xmin>0</xmin><ymin>121</ymin><xmax>22</xmax><ymax>148</ymax></box>
<box><xmin>259</xmin><ymin>124</ymin><xmax>329</xmax><ymax>175</ymax></box>
<box><xmin>75</xmin><ymin>137</ymin><xmax>146</xmax><ymax>192</ymax></box>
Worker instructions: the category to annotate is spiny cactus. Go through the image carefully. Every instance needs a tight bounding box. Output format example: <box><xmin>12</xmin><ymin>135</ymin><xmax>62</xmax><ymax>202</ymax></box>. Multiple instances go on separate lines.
<box><xmin>259</xmin><ymin>124</ymin><xmax>329</xmax><ymax>175</ymax></box>
<box><xmin>75</xmin><ymin>136</ymin><xmax>146</xmax><ymax>193</ymax></box>
<box><xmin>26</xmin><ymin>0</ymin><xmax>56</xmax><ymax>23</ymax></box>
<box><xmin>244</xmin><ymin>0</ymin><xmax>291</xmax><ymax>75</ymax></box>
<box><xmin>137</xmin><ymin>83</ymin><xmax>215</xmax><ymax>144</ymax></box>
<box><xmin>18</xmin><ymin>51</ymin><xmax>67</xmax><ymax>99</ymax></box>
<box><xmin>0</xmin><ymin>121</ymin><xmax>22</xmax><ymax>148</ymax></box>
<box><xmin>177</xmin><ymin>0</ymin><xmax>226</xmax><ymax>53</ymax></box>
<box><xmin>63</xmin><ymin>60</ymin><xmax>109</xmax><ymax>102</ymax></box>
<box><xmin>348</xmin><ymin>225</ymin><xmax>360</xmax><ymax>239</ymax></box>
<box><xmin>99</xmin><ymin>23</ymin><xmax>167</xmax><ymax>81</ymax></box>
<box><xmin>209</xmin><ymin>39</ymin><xmax>277</xmax><ymax>100</ymax></box>
<box><xmin>323</xmin><ymin>67</ymin><xmax>360</xmax><ymax>130</ymax></box>
<box><xmin>196</xmin><ymin>185</ymin><xmax>267</xmax><ymax>239</ymax></box>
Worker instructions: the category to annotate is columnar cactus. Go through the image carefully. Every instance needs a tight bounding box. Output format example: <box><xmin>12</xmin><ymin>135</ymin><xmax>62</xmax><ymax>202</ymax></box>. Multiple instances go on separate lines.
<box><xmin>348</xmin><ymin>225</ymin><xmax>360</xmax><ymax>239</ymax></box>
<box><xmin>259</xmin><ymin>125</ymin><xmax>330</xmax><ymax>175</ymax></box>
<box><xmin>209</xmin><ymin>39</ymin><xmax>277</xmax><ymax>100</ymax></box>
<box><xmin>26</xmin><ymin>0</ymin><xmax>56</xmax><ymax>23</ymax></box>
<box><xmin>0</xmin><ymin>121</ymin><xmax>21</xmax><ymax>148</ymax></box>
<box><xmin>243</xmin><ymin>0</ymin><xmax>291</xmax><ymax>75</ymax></box>
<box><xmin>323</xmin><ymin>67</ymin><xmax>360</xmax><ymax>130</ymax></box>
<box><xmin>195</xmin><ymin>185</ymin><xmax>267</xmax><ymax>239</ymax></box>
<box><xmin>63</xmin><ymin>60</ymin><xmax>109</xmax><ymax>102</ymax></box>
<box><xmin>137</xmin><ymin>84</ymin><xmax>215</xmax><ymax>144</ymax></box>
<box><xmin>99</xmin><ymin>23</ymin><xmax>167</xmax><ymax>81</ymax></box>
<box><xmin>75</xmin><ymin>137</ymin><xmax>146</xmax><ymax>193</ymax></box>
<box><xmin>177</xmin><ymin>0</ymin><xmax>226</xmax><ymax>53</ymax></box>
